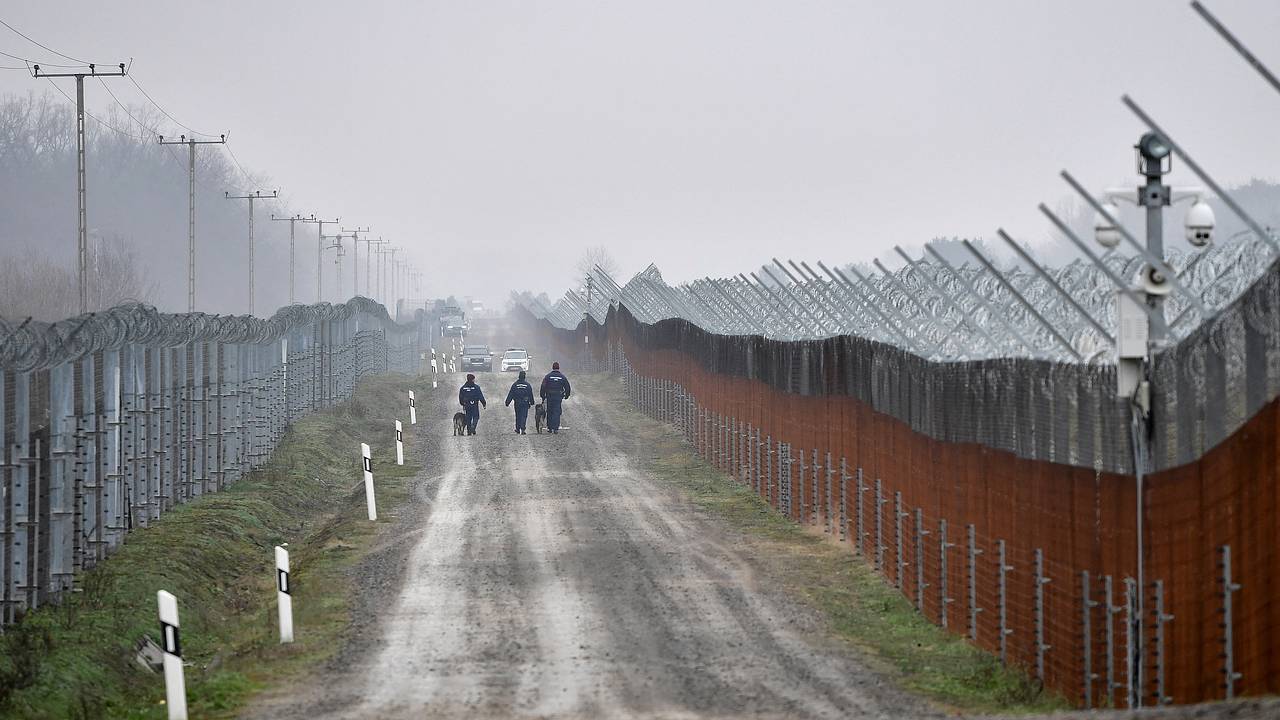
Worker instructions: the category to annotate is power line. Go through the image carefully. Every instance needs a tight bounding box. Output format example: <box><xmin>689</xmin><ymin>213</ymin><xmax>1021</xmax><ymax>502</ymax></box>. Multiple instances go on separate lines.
<box><xmin>94</xmin><ymin>76</ymin><xmax>200</xmax><ymax>179</ymax></box>
<box><xmin>0</xmin><ymin>18</ymin><xmax>99</xmax><ymax>65</ymax></box>
<box><xmin>45</xmin><ymin>78</ymin><xmax>146</xmax><ymax>141</ymax></box>
<box><xmin>127</xmin><ymin>73</ymin><xmax>222</xmax><ymax>139</ymax></box>
<box><xmin>0</xmin><ymin>47</ymin><xmax>81</xmax><ymax>68</ymax></box>
<box><xmin>223</xmin><ymin>140</ymin><xmax>256</xmax><ymax>183</ymax></box>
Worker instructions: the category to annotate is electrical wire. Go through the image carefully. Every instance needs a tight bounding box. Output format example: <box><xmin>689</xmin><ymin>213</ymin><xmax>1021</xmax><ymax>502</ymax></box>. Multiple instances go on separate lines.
<box><xmin>223</xmin><ymin>140</ymin><xmax>256</xmax><ymax>183</ymax></box>
<box><xmin>0</xmin><ymin>18</ymin><xmax>97</xmax><ymax>66</ymax></box>
<box><xmin>95</xmin><ymin>76</ymin><xmax>198</xmax><ymax>179</ymax></box>
<box><xmin>127</xmin><ymin>72</ymin><xmax>222</xmax><ymax>139</ymax></box>
<box><xmin>44</xmin><ymin>77</ymin><xmax>147</xmax><ymax>142</ymax></box>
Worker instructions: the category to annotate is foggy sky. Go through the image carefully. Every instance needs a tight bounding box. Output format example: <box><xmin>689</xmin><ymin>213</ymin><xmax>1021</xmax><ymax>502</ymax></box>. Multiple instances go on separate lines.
<box><xmin>3</xmin><ymin>0</ymin><xmax>1280</xmax><ymax>310</ymax></box>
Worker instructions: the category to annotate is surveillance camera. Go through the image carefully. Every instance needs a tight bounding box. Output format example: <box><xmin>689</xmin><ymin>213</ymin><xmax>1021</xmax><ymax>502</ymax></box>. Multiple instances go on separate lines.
<box><xmin>1185</xmin><ymin>199</ymin><xmax>1215</xmax><ymax>247</ymax></box>
<box><xmin>1094</xmin><ymin>201</ymin><xmax>1122</xmax><ymax>249</ymax></box>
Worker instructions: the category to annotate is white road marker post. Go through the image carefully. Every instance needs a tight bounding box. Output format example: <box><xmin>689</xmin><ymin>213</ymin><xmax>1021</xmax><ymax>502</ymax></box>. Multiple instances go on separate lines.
<box><xmin>408</xmin><ymin>390</ymin><xmax>417</xmax><ymax>425</ymax></box>
<box><xmin>395</xmin><ymin>420</ymin><xmax>404</xmax><ymax>465</ymax></box>
<box><xmin>156</xmin><ymin>590</ymin><xmax>188</xmax><ymax>720</ymax></box>
<box><xmin>431</xmin><ymin>348</ymin><xmax>439</xmax><ymax>388</ymax></box>
<box><xmin>361</xmin><ymin>442</ymin><xmax>377</xmax><ymax>521</ymax></box>
<box><xmin>275</xmin><ymin>545</ymin><xmax>293</xmax><ymax>643</ymax></box>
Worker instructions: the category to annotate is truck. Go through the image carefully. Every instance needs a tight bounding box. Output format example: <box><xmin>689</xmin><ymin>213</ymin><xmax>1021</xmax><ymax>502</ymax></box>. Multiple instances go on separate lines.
<box><xmin>440</xmin><ymin>306</ymin><xmax>468</xmax><ymax>337</ymax></box>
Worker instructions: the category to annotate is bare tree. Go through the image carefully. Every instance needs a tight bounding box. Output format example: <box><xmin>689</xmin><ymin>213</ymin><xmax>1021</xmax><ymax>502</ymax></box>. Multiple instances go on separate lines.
<box><xmin>576</xmin><ymin>245</ymin><xmax>621</xmax><ymax>283</ymax></box>
<box><xmin>0</xmin><ymin>235</ymin><xmax>156</xmax><ymax>321</ymax></box>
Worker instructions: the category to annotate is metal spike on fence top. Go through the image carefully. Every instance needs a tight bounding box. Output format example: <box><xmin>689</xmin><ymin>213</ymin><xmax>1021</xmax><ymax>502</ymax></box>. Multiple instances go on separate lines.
<box><xmin>995</xmin><ymin>229</ymin><xmax>1114</xmax><ymax>344</ymax></box>
<box><xmin>838</xmin><ymin>264</ymin><xmax>939</xmax><ymax>357</ymax></box>
<box><xmin>871</xmin><ymin>258</ymin><xmax>972</xmax><ymax>358</ymax></box>
<box><xmin>1191</xmin><ymin>1</ymin><xmax>1280</xmax><ymax>98</ymax></box>
<box><xmin>959</xmin><ymin>240</ymin><xmax>1083</xmax><ymax>361</ymax></box>
<box><xmin>759</xmin><ymin>266</ymin><xmax>827</xmax><ymax>338</ymax></box>
<box><xmin>815</xmin><ymin>261</ymin><xmax>921</xmax><ymax>352</ymax></box>
<box><xmin>795</xmin><ymin>260</ymin><xmax>883</xmax><ymax>341</ymax></box>
<box><xmin>893</xmin><ymin>247</ymin><xmax>1010</xmax><ymax>356</ymax></box>
<box><xmin>915</xmin><ymin>245</ymin><xmax>1036</xmax><ymax>357</ymax></box>
<box><xmin>772</xmin><ymin>258</ymin><xmax>841</xmax><ymax>334</ymax></box>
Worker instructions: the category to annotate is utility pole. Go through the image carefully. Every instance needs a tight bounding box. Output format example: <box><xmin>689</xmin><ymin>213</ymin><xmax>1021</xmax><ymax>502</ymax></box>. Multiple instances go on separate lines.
<box><xmin>363</xmin><ymin>236</ymin><xmax>388</xmax><ymax>301</ymax></box>
<box><xmin>225</xmin><ymin>190</ymin><xmax>278</xmax><ymax>315</ymax></box>
<box><xmin>270</xmin><ymin>214</ymin><xmax>306</xmax><ymax>304</ymax></box>
<box><xmin>320</xmin><ymin>231</ymin><xmax>348</xmax><ymax>302</ymax></box>
<box><xmin>158</xmin><ymin>133</ymin><xmax>227</xmax><ymax>313</ymax></box>
<box><xmin>32</xmin><ymin>62</ymin><xmax>128</xmax><ymax>315</ymax></box>
<box><xmin>342</xmin><ymin>226</ymin><xmax>371</xmax><ymax>296</ymax></box>
<box><xmin>298</xmin><ymin>216</ymin><xmax>339</xmax><ymax>302</ymax></box>
<box><xmin>388</xmin><ymin>249</ymin><xmax>400</xmax><ymax>319</ymax></box>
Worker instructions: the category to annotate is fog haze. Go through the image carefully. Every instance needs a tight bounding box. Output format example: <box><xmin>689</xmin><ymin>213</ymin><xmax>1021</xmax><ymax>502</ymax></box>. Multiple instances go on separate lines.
<box><xmin>2</xmin><ymin>0</ymin><xmax>1279</xmax><ymax>313</ymax></box>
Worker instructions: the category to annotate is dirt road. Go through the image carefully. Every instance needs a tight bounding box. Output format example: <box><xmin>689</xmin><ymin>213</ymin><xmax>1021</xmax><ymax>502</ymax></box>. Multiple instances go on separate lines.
<box><xmin>247</xmin><ymin>323</ymin><xmax>929</xmax><ymax>719</ymax></box>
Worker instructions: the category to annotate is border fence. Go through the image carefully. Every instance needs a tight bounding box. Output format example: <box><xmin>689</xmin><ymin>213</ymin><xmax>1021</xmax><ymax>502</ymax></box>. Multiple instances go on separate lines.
<box><xmin>0</xmin><ymin>298</ymin><xmax>425</xmax><ymax>625</ymax></box>
<box><xmin>517</xmin><ymin>252</ymin><xmax>1280</xmax><ymax>707</ymax></box>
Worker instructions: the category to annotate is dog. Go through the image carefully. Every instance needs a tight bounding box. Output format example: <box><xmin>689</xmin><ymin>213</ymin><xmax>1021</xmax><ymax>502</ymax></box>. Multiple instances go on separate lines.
<box><xmin>452</xmin><ymin>412</ymin><xmax>467</xmax><ymax>436</ymax></box>
<box><xmin>534</xmin><ymin>403</ymin><xmax>546</xmax><ymax>434</ymax></box>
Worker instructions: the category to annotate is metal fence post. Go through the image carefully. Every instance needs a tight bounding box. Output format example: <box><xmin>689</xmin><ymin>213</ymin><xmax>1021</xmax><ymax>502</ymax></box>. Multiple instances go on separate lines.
<box><xmin>874</xmin><ymin>479</ymin><xmax>885</xmax><ymax>572</ymax></box>
<box><xmin>811</xmin><ymin>448</ymin><xmax>820</xmax><ymax>526</ymax></box>
<box><xmin>838</xmin><ymin>458</ymin><xmax>848</xmax><ymax>543</ymax></box>
<box><xmin>1082</xmin><ymin>571</ymin><xmax>1097</xmax><ymax>708</ymax></box>
<box><xmin>914</xmin><ymin>508</ymin><xmax>927</xmax><ymax>611</ymax></box>
<box><xmin>1035</xmin><ymin>548</ymin><xmax>1051</xmax><ymax>681</ymax></box>
<box><xmin>998</xmin><ymin>539</ymin><xmax>1012</xmax><ymax>665</ymax></box>
<box><xmin>797</xmin><ymin>449</ymin><xmax>808</xmax><ymax>523</ymax></box>
<box><xmin>940</xmin><ymin>519</ymin><xmax>955</xmax><ymax>629</ymax></box>
<box><xmin>968</xmin><ymin>524</ymin><xmax>983</xmax><ymax>641</ymax></box>
<box><xmin>894</xmin><ymin>491</ymin><xmax>905</xmax><ymax>588</ymax></box>
<box><xmin>1124</xmin><ymin>577</ymin><xmax>1136</xmax><ymax>708</ymax></box>
<box><xmin>1221</xmin><ymin>545</ymin><xmax>1241</xmax><ymax>699</ymax></box>
<box><xmin>1154</xmin><ymin>578</ymin><xmax>1173</xmax><ymax>706</ymax></box>
<box><xmin>1105</xmin><ymin>574</ymin><xmax>1120</xmax><ymax>707</ymax></box>
<box><xmin>49</xmin><ymin>363</ymin><xmax>76</xmax><ymax>596</ymax></box>
<box><xmin>765</xmin><ymin>435</ymin><xmax>773</xmax><ymax>505</ymax></box>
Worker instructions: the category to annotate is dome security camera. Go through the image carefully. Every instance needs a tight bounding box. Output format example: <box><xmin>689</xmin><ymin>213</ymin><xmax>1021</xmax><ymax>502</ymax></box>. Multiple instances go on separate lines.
<box><xmin>1185</xmin><ymin>199</ymin><xmax>1215</xmax><ymax>247</ymax></box>
<box><xmin>1094</xmin><ymin>201</ymin><xmax>1122</xmax><ymax>249</ymax></box>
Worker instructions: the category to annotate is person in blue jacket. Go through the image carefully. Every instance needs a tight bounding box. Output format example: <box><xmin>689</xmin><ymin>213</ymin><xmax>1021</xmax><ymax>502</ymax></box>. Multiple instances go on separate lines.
<box><xmin>504</xmin><ymin>370</ymin><xmax>536</xmax><ymax>434</ymax></box>
<box><xmin>458</xmin><ymin>373</ymin><xmax>486</xmax><ymax>435</ymax></box>
<box><xmin>539</xmin><ymin>362</ymin><xmax>571</xmax><ymax>434</ymax></box>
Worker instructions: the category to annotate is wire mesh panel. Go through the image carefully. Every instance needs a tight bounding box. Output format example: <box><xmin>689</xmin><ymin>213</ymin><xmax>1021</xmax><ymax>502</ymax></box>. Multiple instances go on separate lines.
<box><xmin>0</xmin><ymin>298</ymin><xmax>424</xmax><ymax>621</ymax></box>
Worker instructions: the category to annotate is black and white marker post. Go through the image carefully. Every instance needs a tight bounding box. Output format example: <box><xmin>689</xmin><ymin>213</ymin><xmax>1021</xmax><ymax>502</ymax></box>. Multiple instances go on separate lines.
<box><xmin>275</xmin><ymin>545</ymin><xmax>293</xmax><ymax>643</ymax></box>
<box><xmin>157</xmin><ymin>590</ymin><xmax>188</xmax><ymax>720</ymax></box>
<box><xmin>361</xmin><ymin>442</ymin><xmax>377</xmax><ymax>521</ymax></box>
<box><xmin>408</xmin><ymin>390</ymin><xmax>417</xmax><ymax>425</ymax></box>
<box><xmin>431</xmin><ymin>348</ymin><xmax>438</xmax><ymax>389</ymax></box>
<box><xmin>395</xmin><ymin>420</ymin><xmax>404</xmax><ymax>465</ymax></box>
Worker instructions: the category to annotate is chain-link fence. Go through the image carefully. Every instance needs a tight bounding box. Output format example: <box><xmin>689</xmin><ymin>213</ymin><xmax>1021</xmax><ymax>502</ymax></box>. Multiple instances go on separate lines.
<box><xmin>0</xmin><ymin>298</ymin><xmax>425</xmax><ymax>624</ymax></box>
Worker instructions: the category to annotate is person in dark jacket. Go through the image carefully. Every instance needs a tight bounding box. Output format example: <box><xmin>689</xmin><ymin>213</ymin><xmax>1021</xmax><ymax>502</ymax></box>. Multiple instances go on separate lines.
<box><xmin>504</xmin><ymin>370</ymin><xmax>536</xmax><ymax>434</ymax></box>
<box><xmin>458</xmin><ymin>373</ymin><xmax>486</xmax><ymax>435</ymax></box>
<box><xmin>539</xmin><ymin>362</ymin><xmax>571</xmax><ymax>433</ymax></box>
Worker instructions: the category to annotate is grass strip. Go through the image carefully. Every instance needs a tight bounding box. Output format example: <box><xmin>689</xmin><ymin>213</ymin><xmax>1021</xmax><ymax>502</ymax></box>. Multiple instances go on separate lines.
<box><xmin>0</xmin><ymin>374</ymin><xmax>427</xmax><ymax>719</ymax></box>
<box><xmin>585</xmin><ymin>374</ymin><xmax>1070</xmax><ymax>716</ymax></box>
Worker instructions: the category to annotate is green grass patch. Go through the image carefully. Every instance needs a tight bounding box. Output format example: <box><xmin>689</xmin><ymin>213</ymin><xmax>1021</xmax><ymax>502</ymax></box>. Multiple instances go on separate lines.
<box><xmin>583</xmin><ymin>374</ymin><xmax>1069</xmax><ymax>715</ymax></box>
<box><xmin>0</xmin><ymin>374</ymin><xmax>429</xmax><ymax>719</ymax></box>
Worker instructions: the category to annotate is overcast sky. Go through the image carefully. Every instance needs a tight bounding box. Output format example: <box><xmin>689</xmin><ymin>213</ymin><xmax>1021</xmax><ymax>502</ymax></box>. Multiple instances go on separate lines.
<box><xmin>3</xmin><ymin>0</ymin><xmax>1279</xmax><ymax>308</ymax></box>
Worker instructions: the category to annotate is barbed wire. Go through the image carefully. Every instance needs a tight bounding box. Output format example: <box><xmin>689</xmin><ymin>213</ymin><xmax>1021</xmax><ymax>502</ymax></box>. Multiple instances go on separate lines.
<box><xmin>0</xmin><ymin>296</ymin><xmax>420</xmax><ymax>373</ymax></box>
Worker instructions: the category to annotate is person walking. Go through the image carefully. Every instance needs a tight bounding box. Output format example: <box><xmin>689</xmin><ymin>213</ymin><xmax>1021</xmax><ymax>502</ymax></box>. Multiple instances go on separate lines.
<box><xmin>539</xmin><ymin>362</ymin><xmax>571</xmax><ymax>434</ymax></box>
<box><xmin>504</xmin><ymin>370</ymin><xmax>536</xmax><ymax>434</ymax></box>
<box><xmin>458</xmin><ymin>373</ymin><xmax>486</xmax><ymax>435</ymax></box>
